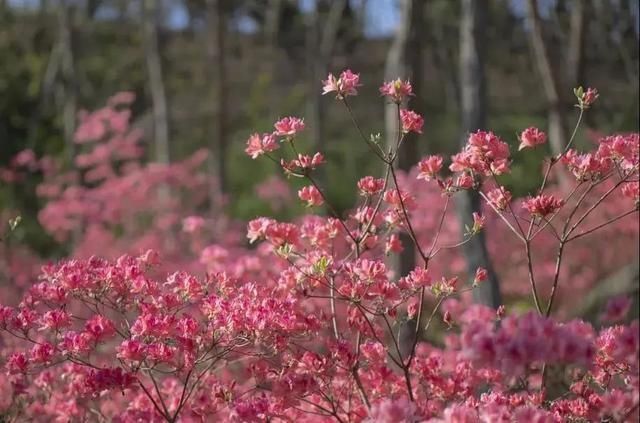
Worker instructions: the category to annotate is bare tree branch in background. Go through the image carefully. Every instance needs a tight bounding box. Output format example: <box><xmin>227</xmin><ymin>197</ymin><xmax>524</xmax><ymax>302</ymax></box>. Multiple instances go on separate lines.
<box><xmin>205</xmin><ymin>0</ymin><xmax>228</xmax><ymax>199</ymax></box>
<box><xmin>142</xmin><ymin>0</ymin><xmax>171</xmax><ymax>165</ymax></box>
<box><xmin>526</xmin><ymin>0</ymin><xmax>570</xmax><ymax>186</ymax></box>
<box><xmin>384</xmin><ymin>0</ymin><xmax>426</xmax><ymax>278</ymax></box>
<box><xmin>458</xmin><ymin>0</ymin><xmax>501</xmax><ymax>309</ymax></box>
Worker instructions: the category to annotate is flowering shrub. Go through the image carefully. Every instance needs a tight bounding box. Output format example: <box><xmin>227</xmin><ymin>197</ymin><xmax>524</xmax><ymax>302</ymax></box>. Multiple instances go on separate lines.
<box><xmin>1</xmin><ymin>93</ymin><xmax>245</xmax><ymax>280</ymax></box>
<box><xmin>0</xmin><ymin>73</ymin><xmax>638</xmax><ymax>421</ymax></box>
<box><xmin>37</xmin><ymin>92</ymin><xmax>213</xmax><ymax>265</ymax></box>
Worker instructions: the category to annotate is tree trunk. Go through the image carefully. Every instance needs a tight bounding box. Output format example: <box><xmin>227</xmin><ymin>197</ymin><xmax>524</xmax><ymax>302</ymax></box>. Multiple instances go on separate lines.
<box><xmin>458</xmin><ymin>0</ymin><xmax>502</xmax><ymax>309</ymax></box>
<box><xmin>305</xmin><ymin>4</ymin><xmax>321</xmax><ymax>156</ymax></box>
<box><xmin>142</xmin><ymin>0</ymin><xmax>170</xmax><ymax>165</ymax></box>
<box><xmin>86</xmin><ymin>0</ymin><xmax>102</xmax><ymax>19</ymax></box>
<box><xmin>567</xmin><ymin>0</ymin><xmax>586</xmax><ymax>88</ymax></box>
<box><xmin>264</xmin><ymin>0</ymin><xmax>282</xmax><ymax>49</ymax></box>
<box><xmin>308</xmin><ymin>0</ymin><xmax>347</xmax><ymax>155</ymax></box>
<box><xmin>264</xmin><ymin>0</ymin><xmax>282</xmax><ymax>120</ymax></box>
<box><xmin>205</xmin><ymin>0</ymin><xmax>228</xmax><ymax>199</ymax></box>
<box><xmin>526</xmin><ymin>0</ymin><xmax>569</xmax><ymax>163</ymax></box>
<box><xmin>354</xmin><ymin>0</ymin><xmax>368</xmax><ymax>37</ymax></box>
<box><xmin>58</xmin><ymin>1</ymin><xmax>77</xmax><ymax>168</ymax></box>
<box><xmin>384</xmin><ymin>0</ymin><xmax>425</xmax><ymax>278</ymax></box>
<box><xmin>430</xmin><ymin>22</ymin><xmax>459</xmax><ymax>114</ymax></box>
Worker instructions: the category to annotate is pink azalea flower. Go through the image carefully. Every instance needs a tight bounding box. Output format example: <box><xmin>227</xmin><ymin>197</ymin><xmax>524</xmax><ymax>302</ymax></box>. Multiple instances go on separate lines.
<box><xmin>417</xmin><ymin>155</ymin><xmax>443</xmax><ymax>181</ymax></box>
<box><xmin>523</xmin><ymin>194</ymin><xmax>565</xmax><ymax>217</ymax></box>
<box><xmin>487</xmin><ymin>187</ymin><xmax>512</xmax><ymax>211</ymax></box>
<box><xmin>357</xmin><ymin>176</ymin><xmax>385</xmax><ymax>195</ymax></box>
<box><xmin>298</xmin><ymin>185</ymin><xmax>323</xmax><ymax>207</ymax></box>
<box><xmin>519</xmin><ymin>127</ymin><xmax>547</xmax><ymax>150</ymax></box>
<box><xmin>400</xmin><ymin>109</ymin><xmax>424</xmax><ymax>134</ymax></box>
<box><xmin>245</xmin><ymin>132</ymin><xmax>279</xmax><ymax>159</ymax></box>
<box><xmin>274</xmin><ymin>117</ymin><xmax>305</xmax><ymax>137</ymax></box>
<box><xmin>322</xmin><ymin>69</ymin><xmax>361</xmax><ymax>98</ymax></box>
<box><xmin>379</xmin><ymin>78</ymin><xmax>413</xmax><ymax>103</ymax></box>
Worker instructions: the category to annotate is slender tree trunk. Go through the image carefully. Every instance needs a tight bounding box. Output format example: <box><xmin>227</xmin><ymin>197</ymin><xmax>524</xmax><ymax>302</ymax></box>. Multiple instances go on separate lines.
<box><xmin>205</xmin><ymin>0</ymin><xmax>228</xmax><ymax>200</ymax></box>
<box><xmin>116</xmin><ymin>0</ymin><xmax>128</xmax><ymax>21</ymax></box>
<box><xmin>308</xmin><ymin>0</ymin><xmax>347</xmax><ymax>153</ymax></box>
<box><xmin>305</xmin><ymin>4</ymin><xmax>321</xmax><ymax>155</ymax></box>
<box><xmin>28</xmin><ymin>5</ymin><xmax>62</xmax><ymax>150</ymax></box>
<box><xmin>384</xmin><ymin>0</ymin><xmax>425</xmax><ymax>278</ymax></box>
<box><xmin>58</xmin><ymin>1</ymin><xmax>82</xmax><ymax>246</ymax></box>
<box><xmin>38</xmin><ymin>0</ymin><xmax>50</xmax><ymax>17</ymax></box>
<box><xmin>430</xmin><ymin>22</ymin><xmax>459</xmax><ymax>114</ymax></box>
<box><xmin>265</xmin><ymin>0</ymin><xmax>282</xmax><ymax>120</ymax></box>
<box><xmin>58</xmin><ymin>1</ymin><xmax>77</xmax><ymax>167</ymax></box>
<box><xmin>319</xmin><ymin>0</ymin><xmax>347</xmax><ymax>70</ymax></box>
<box><xmin>590</xmin><ymin>0</ymin><xmax>638</xmax><ymax>88</ymax></box>
<box><xmin>526</xmin><ymin>0</ymin><xmax>569</xmax><ymax>164</ymax></box>
<box><xmin>458</xmin><ymin>0</ymin><xmax>501</xmax><ymax>309</ymax></box>
<box><xmin>567</xmin><ymin>0</ymin><xmax>586</xmax><ymax>88</ymax></box>
<box><xmin>86</xmin><ymin>0</ymin><xmax>102</xmax><ymax>19</ymax></box>
<box><xmin>354</xmin><ymin>0</ymin><xmax>368</xmax><ymax>37</ymax></box>
<box><xmin>264</xmin><ymin>0</ymin><xmax>282</xmax><ymax>50</ymax></box>
<box><xmin>142</xmin><ymin>0</ymin><xmax>170</xmax><ymax>165</ymax></box>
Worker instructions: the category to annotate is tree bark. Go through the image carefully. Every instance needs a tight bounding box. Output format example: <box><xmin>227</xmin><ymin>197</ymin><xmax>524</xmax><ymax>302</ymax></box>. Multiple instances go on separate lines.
<box><xmin>142</xmin><ymin>0</ymin><xmax>171</xmax><ymax>165</ymax></box>
<box><xmin>526</xmin><ymin>0</ymin><xmax>569</xmax><ymax>163</ymax></box>
<box><xmin>205</xmin><ymin>0</ymin><xmax>228</xmax><ymax>198</ymax></box>
<box><xmin>384</xmin><ymin>0</ymin><xmax>425</xmax><ymax>278</ymax></box>
<box><xmin>458</xmin><ymin>0</ymin><xmax>502</xmax><ymax>309</ymax></box>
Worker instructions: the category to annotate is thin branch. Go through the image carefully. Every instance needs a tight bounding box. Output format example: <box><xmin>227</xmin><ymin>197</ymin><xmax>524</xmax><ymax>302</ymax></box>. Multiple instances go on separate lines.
<box><xmin>566</xmin><ymin>208</ymin><xmax>638</xmax><ymax>242</ymax></box>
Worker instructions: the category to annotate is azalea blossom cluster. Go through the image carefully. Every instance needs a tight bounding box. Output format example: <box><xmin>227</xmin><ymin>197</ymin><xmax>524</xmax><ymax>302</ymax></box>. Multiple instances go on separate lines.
<box><xmin>244</xmin><ymin>117</ymin><xmax>306</xmax><ymax>160</ymax></box>
<box><xmin>0</xmin><ymin>256</ymin><xmax>637</xmax><ymax>421</ymax></box>
<box><xmin>2</xmin><ymin>93</ymin><xmax>241</xmax><ymax>279</ymax></box>
<box><xmin>0</xmin><ymin>254</ymin><xmax>319</xmax><ymax>421</ymax></box>
<box><xmin>0</xmin><ymin>73</ymin><xmax>638</xmax><ymax>421</ymax></box>
<box><xmin>399</xmin><ymin>162</ymin><xmax>638</xmax><ymax>314</ymax></box>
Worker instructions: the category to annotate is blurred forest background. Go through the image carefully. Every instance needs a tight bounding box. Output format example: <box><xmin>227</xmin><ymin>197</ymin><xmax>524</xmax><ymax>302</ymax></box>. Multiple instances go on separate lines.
<box><xmin>0</xmin><ymin>0</ymin><xmax>638</xmax><ymax>262</ymax></box>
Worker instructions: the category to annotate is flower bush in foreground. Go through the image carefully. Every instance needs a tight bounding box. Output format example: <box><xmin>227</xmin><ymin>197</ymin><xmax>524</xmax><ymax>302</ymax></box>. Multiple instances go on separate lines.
<box><xmin>0</xmin><ymin>73</ymin><xmax>638</xmax><ymax>421</ymax></box>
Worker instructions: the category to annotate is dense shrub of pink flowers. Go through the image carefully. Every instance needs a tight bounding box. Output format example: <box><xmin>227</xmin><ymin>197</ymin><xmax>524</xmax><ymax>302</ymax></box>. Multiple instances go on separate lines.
<box><xmin>0</xmin><ymin>73</ymin><xmax>638</xmax><ymax>421</ymax></box>
<box><xmin>38</xmin><ymin>92</ymin><xmax>212</xmax><ymax>263</ymax></box>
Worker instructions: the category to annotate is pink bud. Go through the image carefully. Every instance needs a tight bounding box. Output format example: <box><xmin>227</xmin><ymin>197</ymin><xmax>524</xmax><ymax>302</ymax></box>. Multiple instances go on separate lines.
<box><xmin>474</xmin><ymin>267</ymin><xmax>488</xmax><ymax>285</ymax></box>
<box><xmin>443</xmin><ymin>310</ymin><xmax>453</xmax><ymax>327</ymax></box>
